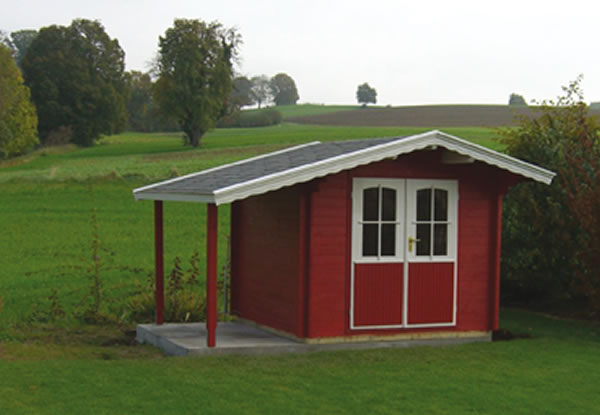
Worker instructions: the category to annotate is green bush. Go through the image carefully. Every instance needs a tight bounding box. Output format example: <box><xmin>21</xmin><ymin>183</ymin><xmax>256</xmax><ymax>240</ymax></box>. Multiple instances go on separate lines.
<box><xmin>500</xmin><ymin>76</ymin><xmax>600</xmax><ymax>312</ymax></box>
<box><xmin>217</xmin><ymin>108</ymin><xmax>282</xmax><ymax>128</ymax></box>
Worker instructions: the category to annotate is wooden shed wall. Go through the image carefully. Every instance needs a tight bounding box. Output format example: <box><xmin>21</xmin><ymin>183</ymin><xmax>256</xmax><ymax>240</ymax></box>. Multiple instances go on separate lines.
<box><xmin>230</xmin><ymin>148</ymin><xmax>519</xmax><ymax>339</ymax></box>
<box><xmin>230</xmin><ymin>186</ymin><xmax>301</xmax><ymax>335</ymax></box>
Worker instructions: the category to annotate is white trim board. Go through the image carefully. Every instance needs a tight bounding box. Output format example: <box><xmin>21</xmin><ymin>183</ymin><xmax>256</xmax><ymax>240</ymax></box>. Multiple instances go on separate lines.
<box><xmin>133</xmin><ymin>130</ymin><xmax>556</xmax><ymax>205</ymax></box>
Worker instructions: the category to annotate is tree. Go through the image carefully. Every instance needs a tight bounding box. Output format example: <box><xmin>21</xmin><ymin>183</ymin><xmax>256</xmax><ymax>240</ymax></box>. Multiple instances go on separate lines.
<box><xmin>0</xmin><ymin>44</ymin><xmax>38</xmax><ymax>158</ymax></box>
<box><xmin>356</xmin><ymin>83</ymin><xmax>377</xmax><ymax>106</ymax></box>
<box><xmin>9</xmin><ymin>30</ymin><xmax>37</xmax><ymax>69</ymax></box>
<box><xmin>154</xmin><ymin>19</ymin><xmax>241</xmax><ymax>147</ymax></box>
<box><xmin>125</xmin><ymin>71</ymin><xmax>155</xmax><ymax>132</ymax></box>
<box><xmin>509</xmin><ymin>93</ymin><xmax>527</xmax><ymax>106</ymax></box>
<box><xmin>250</xmin><ymin>75</ymin><xmax>271</xmax><ymax>108</ymax></box>
<box><xmin>22</xmin><ymin>19</ymin><xmax>127</xmax><ymax>146</ymax></box>
<box><xmin>270</xmin><ymin>73</ymin><xmax>299</xmax><ymax>106</ymax></box>
<box><xmin>229</xmin><ymin>76</ymin><xmax>254</xmax><ymax>110</ymax></box>
<box><xmin>500</xmin><ymin>76</ymin><xmax>600</xmax><ymax>313</ymax></box>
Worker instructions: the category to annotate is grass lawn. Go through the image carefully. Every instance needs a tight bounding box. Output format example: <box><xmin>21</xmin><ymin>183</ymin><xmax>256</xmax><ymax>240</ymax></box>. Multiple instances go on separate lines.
<box><xmin>2</xmin><ymin>124</ymin><xmax>595</xmax><ymax>414</ymax></box>
<box><xmin>0</xmin><ymin>309</ymin><xmax>598</xmax><ymax>414</ymax></box>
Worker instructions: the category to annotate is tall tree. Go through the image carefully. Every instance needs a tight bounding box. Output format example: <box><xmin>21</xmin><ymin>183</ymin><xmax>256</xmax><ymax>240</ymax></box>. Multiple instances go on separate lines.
<box><xmin>22</xmin><ymin>19</ymin><xmax>127</xmax><ymax>146</ymax></box>
<box><xmin>250</xmin><ymin>75</ymin><xmax>271</xmax><ymax>108</ymax></box>
<box><xmin>154</xmin><ymin>19</ymin><xmax>241</xmax><ymax>147</ymax></box>
<box><xmin>356</xmin><ymin>83</ymin><xmax>377</xmax><ymax>106</ymax></box>
<box><xmin>0</xmin><ymin>45</ymin><xmax>38</xmax><ymax>158</ymax></box>
<box><xmin>270</xmin><ymin>73</ymin><xmax>299</xmax><ymax>106</ymax></box>
<box><xmin>9</xmin><ymin>29</ymin><xmax>37</xmax><ymax>69</ymax></box>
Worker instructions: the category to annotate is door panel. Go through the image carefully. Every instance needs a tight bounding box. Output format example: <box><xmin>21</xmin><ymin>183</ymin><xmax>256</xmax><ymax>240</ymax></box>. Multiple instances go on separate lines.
<box><xmin>354</xmin><ymin>263</ymin><xmax>403</xmax><ymax>327</ymax></box>
<box><xmin>407</xmin><ymin>262</ymin><xmax>454</xmax><ymax>324</ymax></box>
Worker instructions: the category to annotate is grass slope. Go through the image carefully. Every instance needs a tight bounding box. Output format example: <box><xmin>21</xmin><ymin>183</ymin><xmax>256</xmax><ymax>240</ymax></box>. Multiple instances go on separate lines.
<box><xmin>245</xmin><ymin>103</ymin><xmax>360</xmax><ymax>119</ymax></box>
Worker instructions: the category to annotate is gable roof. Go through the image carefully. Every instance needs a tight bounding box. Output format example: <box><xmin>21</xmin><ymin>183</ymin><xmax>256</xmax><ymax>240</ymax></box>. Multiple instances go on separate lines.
<box><xmin>133</xmin><ymin>130</ymin><xmax>555</xmax><ymax>205</ymax></box>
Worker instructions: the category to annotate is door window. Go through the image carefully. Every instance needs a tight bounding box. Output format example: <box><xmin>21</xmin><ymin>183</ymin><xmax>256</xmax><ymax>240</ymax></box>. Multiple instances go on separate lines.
<box><xmin>353</xmin><ymin>179</ymin><xmax>404</xmax><ymax>261</ymax></box>
<box><xmin>409</xmin><ymin>181</ymin><xmax>457</xmax><ymax>261</ymax></box>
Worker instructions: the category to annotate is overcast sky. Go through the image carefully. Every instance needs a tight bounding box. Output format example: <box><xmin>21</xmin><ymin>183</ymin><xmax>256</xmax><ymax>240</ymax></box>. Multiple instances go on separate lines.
<box><xmin>2</xmin><ymin>0</ymin><xmax>599</xmax><ymax>105</ymax></box>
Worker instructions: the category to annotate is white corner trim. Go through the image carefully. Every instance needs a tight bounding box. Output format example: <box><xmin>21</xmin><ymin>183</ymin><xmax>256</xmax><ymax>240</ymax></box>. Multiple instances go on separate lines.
<box><xmin>132</xmin><ymin>141</ymin><xmax>322</xmax><ymax>197</ymax></box>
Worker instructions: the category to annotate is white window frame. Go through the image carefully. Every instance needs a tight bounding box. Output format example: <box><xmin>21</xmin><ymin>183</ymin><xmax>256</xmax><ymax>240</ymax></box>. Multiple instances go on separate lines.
<box><xmin>352</xmin><ymin>178</ymin><xmax>405</xmax><ymax>263</ymax></box>
<box><xmin>406</xmin><ymin>179</ymin><xmax>458</xmax><ymax>263</ymax></box>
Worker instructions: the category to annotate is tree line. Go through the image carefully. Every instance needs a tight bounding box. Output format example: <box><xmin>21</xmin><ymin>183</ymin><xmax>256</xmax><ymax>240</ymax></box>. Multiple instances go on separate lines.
<box><xmin>0</xmin><ymin>18</ymin><xmax>301</xmax><ymax>155</ymax></box>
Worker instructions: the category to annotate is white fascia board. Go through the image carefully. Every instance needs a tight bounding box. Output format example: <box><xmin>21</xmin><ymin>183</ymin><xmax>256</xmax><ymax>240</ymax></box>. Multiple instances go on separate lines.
<box><xmin>134</xmin><ymin>191</ymin><xmax>216</xmax><ymax>204</ymax></box>
<box><xmin>432</xmin><ymin>131</ymin><xmax>556</xmax><ymax>184</ymax></box>
<box><xmin>213</xmin><ymin>130</ymin><xmax>555</xmax><ymax>205</ymax></box>
<box><xmin>132</xmin><ymin>141</ymin><xmax>321</xmax><ymax>198</ymax></box>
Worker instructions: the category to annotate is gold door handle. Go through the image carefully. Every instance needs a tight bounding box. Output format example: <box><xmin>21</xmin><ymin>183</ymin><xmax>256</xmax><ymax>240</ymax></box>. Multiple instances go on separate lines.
<box><xmin>408</xmin><ymin>236</ymin><xmax>421</xmax><ymax>252</ymax></box>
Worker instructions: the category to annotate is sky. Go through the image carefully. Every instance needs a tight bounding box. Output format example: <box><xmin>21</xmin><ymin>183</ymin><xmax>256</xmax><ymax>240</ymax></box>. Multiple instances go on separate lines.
<box><xmin>2</xmin><ymin>0</ymin><xmax>599</xmax><ymax>106</ymax></box>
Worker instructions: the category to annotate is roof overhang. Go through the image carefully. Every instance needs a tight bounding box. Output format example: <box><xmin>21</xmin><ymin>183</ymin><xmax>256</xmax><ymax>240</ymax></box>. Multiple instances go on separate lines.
<box><xmin>133</xmin><ymin>130</ymin><xmax>556</xmax><ymax>205</ymax></box>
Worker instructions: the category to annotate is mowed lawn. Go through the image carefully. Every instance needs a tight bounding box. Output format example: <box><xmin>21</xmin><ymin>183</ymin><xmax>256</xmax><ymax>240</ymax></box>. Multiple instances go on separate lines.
<box><xmin>1</xmin><ymin>309</ymin><xmax>599</xmax><ymax>414</ymax></box>
<box><xmin>1</xmin><ymin>124</ymin><xmax>598</xmax><ymax>414</ymax></box>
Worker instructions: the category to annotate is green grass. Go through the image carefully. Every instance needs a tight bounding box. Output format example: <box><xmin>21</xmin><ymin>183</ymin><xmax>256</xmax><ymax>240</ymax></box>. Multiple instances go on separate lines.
<box><xmin>245</xmin><ymin>103</ymin><xmax>360</xmax><ymax>119</ymax></box>
<box><xmin>0</xmin><ymin>309</ymin><xmax>598</xmax><ymax>414</ymax></box>
<box><xmin>0</xmin><ymin>125</ymin><xmax>502</xmax><ymax>183</ymax></box>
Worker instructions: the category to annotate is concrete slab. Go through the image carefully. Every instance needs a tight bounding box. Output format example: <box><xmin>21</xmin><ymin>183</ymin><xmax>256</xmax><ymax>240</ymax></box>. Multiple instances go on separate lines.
<box><xmin>137</xmin><ymin>321</ymin><xmax>491</xmax><ymax>356</ymax></box>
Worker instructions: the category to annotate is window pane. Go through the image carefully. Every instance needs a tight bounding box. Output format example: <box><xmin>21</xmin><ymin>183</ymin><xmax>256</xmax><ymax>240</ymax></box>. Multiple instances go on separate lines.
<box><xmin>416</xmin><ymin>224</ymin><xmax>431</xmax><ymax>256</ymax></box>
<box><xmin>416</xmin><ymin>189</ymin><xmax>431</xmax><ymax>221</ymax></box>
<box><xmin>381</xmin><ymin>188</ymin><xmax>396</xmax><ymax>221</ymax></box>
<box><xmin>363</xmin><ymin>188</ymin><xmax>379</xmax><ymax>221</ymax></box>
<box><xmin>381</xmin><ymin>224</ymin><xmax>395</xmax><ymax>256</ymax></box>
<box><xmin>434</xmin><ymin>189</ymin><xmax>448</xmax><ymax>221</ymax></box>
<box><xmin>362</xmin><ymin>224</ymin><xmax>378</xmax><ymax>256</ymax></box>
<box><xmin>434</xmin><ymin>224</ymin><xmax>448</xmax><ymax>255</ymax></box>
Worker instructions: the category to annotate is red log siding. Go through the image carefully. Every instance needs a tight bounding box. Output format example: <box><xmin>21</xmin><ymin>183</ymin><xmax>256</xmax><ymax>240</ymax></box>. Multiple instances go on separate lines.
<box><xmin>408</xmin><ymin>262</ymin><xmax>454</xmax><ymax>324</ymax></box>
<box><xmin>354</xmin><ymin>263</ymin><xmax>404</xmax><ymax>326</ymax></box>
<box><xmin>305</xmin><ymin>149</ymin><xmax>516</xmax><ymax>337</ymax></box>
<box><xmin>230</xmin><ymin>186</ymin><xmax>300</xmax><ymax>335</ymax></box>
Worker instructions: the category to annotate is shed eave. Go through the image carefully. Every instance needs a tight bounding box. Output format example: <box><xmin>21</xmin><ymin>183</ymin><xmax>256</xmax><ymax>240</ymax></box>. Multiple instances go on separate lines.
<box><xmin>133</xmin><ymin>191</ymin><xmax>216</xmax><ymax>204</ymax></box>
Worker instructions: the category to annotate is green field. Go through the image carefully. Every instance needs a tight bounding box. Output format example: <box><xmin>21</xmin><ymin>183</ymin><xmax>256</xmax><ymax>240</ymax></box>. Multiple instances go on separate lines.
<box><xmin>1</xmin><ymin>123</ymin><xmax>598</xmax><ymax>413</ymax></box>
<box><xmin>246</xmin><ymin>103</ymin><xmax>361</xmax><ymax>119</ymax></box>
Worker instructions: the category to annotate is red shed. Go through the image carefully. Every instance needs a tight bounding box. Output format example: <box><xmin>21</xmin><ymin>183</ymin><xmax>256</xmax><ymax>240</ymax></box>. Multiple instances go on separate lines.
<box><xmin>134</xmin><ymin>130</ymin><xmax>554</xmax><ymax>348</ymax></box>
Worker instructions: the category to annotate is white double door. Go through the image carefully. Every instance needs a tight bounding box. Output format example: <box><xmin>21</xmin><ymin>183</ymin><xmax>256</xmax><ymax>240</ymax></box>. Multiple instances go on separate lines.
<box><xmin>351</xmin><ymin>178</ymin><xmax>458</xmax><ymax>329</ymax></box>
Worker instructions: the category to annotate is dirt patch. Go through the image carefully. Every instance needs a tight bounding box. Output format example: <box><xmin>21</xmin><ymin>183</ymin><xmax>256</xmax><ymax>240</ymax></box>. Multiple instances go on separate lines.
<box><xmin>492</xmin><ymin>329</ymin><xmax>533</xmax><ymax>341</ymax></box>
<box><xmin>288</xmin><ymin>105</ymin><xmax>539</xmax><ymax>127</ymax></box>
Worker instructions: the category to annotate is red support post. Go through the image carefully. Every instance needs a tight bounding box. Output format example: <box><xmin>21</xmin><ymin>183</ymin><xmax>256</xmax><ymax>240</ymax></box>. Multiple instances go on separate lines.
<box><xmin>206</xmin><ymin>203</ymin><xmax>218</xmax><ymax>347</ymax></box>
<box><xmin>154</xmin><ymin>200</ymin><xmax>164</xmax><ymax>325</ymax></box>
<box><xmin>492</xmin><ymin>194</ymin><xmax>503</xmax><ymax>331</ymax></box>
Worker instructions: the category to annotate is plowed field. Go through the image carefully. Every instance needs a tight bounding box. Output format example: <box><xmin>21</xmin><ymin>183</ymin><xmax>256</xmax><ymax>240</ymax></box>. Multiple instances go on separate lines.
<box><xmin>288</xmin><ymin>105</ymin><xmax>537</xmax><ymax>127</ymax></box>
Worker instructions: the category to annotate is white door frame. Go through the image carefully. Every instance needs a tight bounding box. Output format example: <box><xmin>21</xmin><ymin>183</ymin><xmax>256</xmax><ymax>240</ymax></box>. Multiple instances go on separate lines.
<box><xmin>350</xmin><ymin>178</ymin><xmax>459</xmax><ymax>330</ymax></box>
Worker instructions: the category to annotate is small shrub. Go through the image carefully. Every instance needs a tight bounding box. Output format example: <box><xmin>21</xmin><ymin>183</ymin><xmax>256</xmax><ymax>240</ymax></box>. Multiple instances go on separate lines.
<box><xmin>126</xmin><ymin>252</ymin><xmax>211</xmax><ymax>323</ymax></box>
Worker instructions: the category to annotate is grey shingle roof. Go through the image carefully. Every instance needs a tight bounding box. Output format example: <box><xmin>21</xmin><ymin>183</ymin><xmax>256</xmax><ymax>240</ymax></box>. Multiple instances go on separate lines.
<box><xmin>137</xmin><ymin>137</ymin><xmax>400</xmax><ymax>196</ymax></box>
<box><xmin>133</xmin><ymin>130</ymin><xmax>555</xmax><ymax>205</ymax></box>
